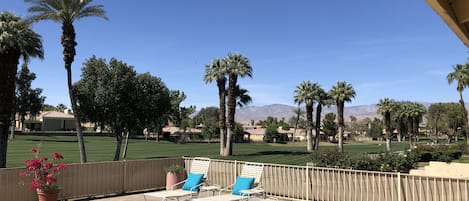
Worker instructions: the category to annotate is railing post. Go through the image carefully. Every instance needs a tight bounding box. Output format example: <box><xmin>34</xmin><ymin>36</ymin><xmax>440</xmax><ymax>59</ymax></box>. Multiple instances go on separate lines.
<box><xmin>235</xmin><ymin>160</ymin><xmax>238</xmax><ymax>182</ymax></box>
<box><xmin>397</xmin><ymin>172</ymin><xmax>401</xmax><ymax>201</ymax></box>
<box><xmin>306</xmin><ymin>163</ymin><xmax>310</xmax><ymax>201</ymax></box>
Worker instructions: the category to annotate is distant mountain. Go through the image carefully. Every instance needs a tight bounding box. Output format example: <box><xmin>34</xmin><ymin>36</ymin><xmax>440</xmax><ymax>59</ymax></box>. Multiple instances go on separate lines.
<box><xmin>235</xmin><ymin>104</ymin><xmax>380</xmax><ymax>124</ymax></box>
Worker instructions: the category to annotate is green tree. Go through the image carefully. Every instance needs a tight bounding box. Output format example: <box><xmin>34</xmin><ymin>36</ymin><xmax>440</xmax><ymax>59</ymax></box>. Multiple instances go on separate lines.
<box><xmin>446</xmin><ymin>103</ymin><xmax>465</xmax><ymax>142</ymax></box>
<box><xmin>16</xmin><ymin>63</ymin><xmax>45</xmax><ymax>133</ymax></box>
<box><xmin>367</xmin><ymin>118</ymin><xmax>383</xmax><ymax>138</ymax></box>
<box><xmin>107</xmin><ymin>59</ymin><xmax>138</xmax><ymax>161</ymax></box>
<box><xmin>26</xmin><ymin>0</ymin><xmax>107</xmax><ymax>163</ymax></box>
<box><xmin>0</xmin><ymin>12</ymin><xmax>43</xmax><ymax>168</ymax></box>
<box><xmin>265</xmin><ymin>125</ymin><xmax>279</xmax><ymax>142</ymax></box>
<box><xmin>294</xmin><ymin>81</ymin><xmax>315</xmax><ymax>152</ymax></box>
<box><xmin>42</xmin><ymin>104</ymin><xmax>56</xmax><ymax>111</ymax></box>
<box><xmin>225</xmin><ymin>53</ymin><xmax>253</xmax><ymax>156</ymax></box>
<box><xmin>194</xmin><ymin>107</ymin><xmax>220</xmax><ymax>142</ymax></box>
<box><xmin>427</xmin><ymin>103</ymin><xmax>447</xmax><ymax>143</ymax></box>
<box><xmin>322</xmin><ymin>113</ymin><xmax>337</xmax><ymax>140</ymax></box>
<box><xmin>447</xmin><ymin>63</ymin><xmax>469</xmax><ymax>144</ymax></box>
<box><xmin>203</xmin><ymin>58</ymin><xmax>227</xmax><ymax>155</ymax></box>
<box><xmin>55</xmin><ymin>103</ymin><xmax>68</xmax><ymax>112</ymax></box>
<box><xmin>377</xmin><ymin>98</ymin><xmax>397</xmax><ymax>152</ymax></box>
<box><xmin>74</xmin><ymin>56</ymin><xmax>109</xmax><ymax>131</ymax></box>
<box><xmin>329</xmin><ymin>81</ymin><xmax>356</xmax><ymax>152</ymax></box>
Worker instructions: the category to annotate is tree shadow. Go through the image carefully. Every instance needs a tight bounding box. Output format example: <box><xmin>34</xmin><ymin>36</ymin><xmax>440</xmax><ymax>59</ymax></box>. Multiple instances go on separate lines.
<box><xmin>239</xmin><ymin>151</ymin><xmax>309</xmax><ymax>156</ymax></box>
<box><xmin>26</xmin><ymin>138</ymin><xmax>78</xmax><ymax>143</ymax></box>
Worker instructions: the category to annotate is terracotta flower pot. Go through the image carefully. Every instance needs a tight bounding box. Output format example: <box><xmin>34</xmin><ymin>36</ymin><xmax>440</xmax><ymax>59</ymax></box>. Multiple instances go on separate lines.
<box><xmin>37</xmin><ymin>189</ymin><xmax>59</xmax><ymax>201</ymax></box>
<box><xmin>166</xmin><ymin>172</ymin><xmax>184</xmax><ymax>190</ymax></box>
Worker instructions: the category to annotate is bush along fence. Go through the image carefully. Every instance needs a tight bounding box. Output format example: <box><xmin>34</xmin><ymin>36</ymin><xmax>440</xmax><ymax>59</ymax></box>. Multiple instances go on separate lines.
<box><xmin>1</xmin><ymin>157</ymin><xmax>468</xmax><ymax>201</ymax></box>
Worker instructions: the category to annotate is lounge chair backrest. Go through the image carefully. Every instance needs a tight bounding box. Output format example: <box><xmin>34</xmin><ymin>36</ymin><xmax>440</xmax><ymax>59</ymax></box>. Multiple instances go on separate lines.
<box><xmin>240</xmin><ymin>162</ymin><xmax>264</xmax><ymax>184</ymax></box>
<box><xmin>189</xmin><ymin>157</ymin><xmax>211</xmax><ymax>178</ymax></box>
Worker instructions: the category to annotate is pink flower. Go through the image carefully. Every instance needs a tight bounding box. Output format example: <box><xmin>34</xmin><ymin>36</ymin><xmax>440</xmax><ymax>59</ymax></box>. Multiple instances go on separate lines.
<box><xmin>31</xmin><ymin>148</ymin><xmax>37</xmax><ymax>153</ymax></box>
<box><xmin>19</xmin><ymin>172</ymin><xmax>27</xmax><ymax>177</ymax></box>
<box><xmin>42</xmin><ymin>157</ymin><xmax>48</xmax><ymax>161</ymax></box>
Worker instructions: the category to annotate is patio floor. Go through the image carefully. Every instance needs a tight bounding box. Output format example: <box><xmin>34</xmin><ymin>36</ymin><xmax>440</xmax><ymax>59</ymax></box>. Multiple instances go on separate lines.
<box><xmin>91</xmin><ymin>191</ymin><xmax>283</xmax><ymax>201</ymax></box>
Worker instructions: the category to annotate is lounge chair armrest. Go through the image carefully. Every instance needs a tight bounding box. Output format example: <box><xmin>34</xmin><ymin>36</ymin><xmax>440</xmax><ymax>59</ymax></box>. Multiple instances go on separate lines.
<box><xmin>169</xmin><ymin>179</ymin><xmax>187</xmax><ymax>190</ymax></box>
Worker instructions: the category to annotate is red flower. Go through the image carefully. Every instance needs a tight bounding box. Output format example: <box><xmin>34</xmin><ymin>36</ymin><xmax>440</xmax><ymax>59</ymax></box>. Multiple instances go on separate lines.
<box><xmin>53</xmin><ymin>152</ymin><xmax>63</xmax><ymax>160</ymax></box>
<box><xmin>43</xmin><ymin>162</ymin><xmax>53</xmax><ymax>169</ymax></box>
<box><xmin>55</xmin><ymin>164</ymin><xmax>68</xmax><ymax>171</ymax></box>
<box><xmin>21</xmin><ymin>145</ymin><xmax>67</xmax><ymax>191</ymax></box>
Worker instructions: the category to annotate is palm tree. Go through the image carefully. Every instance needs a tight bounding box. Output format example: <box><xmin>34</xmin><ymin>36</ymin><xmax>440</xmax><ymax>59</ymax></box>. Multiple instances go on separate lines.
<box><xmin>292</xmin><ymin>106</ymin><xmax>305</xmax><ymax>143</ymax></box>
<box><xmin>329</xmin><ymin>81</ymin><xmax>356</xmax><ymax>152</ymax></box>
<box><xmin>406</xmin><ymin>102</ymin><xmax>426</xmax><ymax>148</ymax></box>
<box><xmin>312</xmin><ymin>84</ymin><xmax>327</xmax><ymax>150</ymax></box>
<box><xmin>26</xmin><ymin>0</ymin><xmax>107</xmax><ymax>163</ymax></box>
<box><xmin>235</xmin><ymin>85</ymin><xmax>252</xmax><ymax>107</ymax></box>
<box><xmin>203</xmin><ymin>58</ymin><xmax>228</xmax><ymax>156</ymax></box>
<box><xmin>294</xmin><ymin>81</ymin><xmax>315</xmax><ymax>152</ymax></box>
<box><xmin>0</xmin><ymin>12</ymin><xmax>43</xmax><ymax>168</ymax></box>
<box><xmin>447</xmin><ymin>63</ymin><xmax>469</xmax><ymax>144</ymax></box>
<box><xmin>377</xmin><ymin>98</ymin><xmax>397</xmax><ymax>152</ymax></box>
<box><xmin>224</xmin><ymin>53</ymin><xmax>252</xmax><ymax>156</ymax></box>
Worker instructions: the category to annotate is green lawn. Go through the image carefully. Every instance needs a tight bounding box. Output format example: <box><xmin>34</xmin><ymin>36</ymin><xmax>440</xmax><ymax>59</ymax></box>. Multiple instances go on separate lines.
<box><xmin>6</xmin><ymin>135</ymin><xmax>412</xmax><ymax>168</ymax></box>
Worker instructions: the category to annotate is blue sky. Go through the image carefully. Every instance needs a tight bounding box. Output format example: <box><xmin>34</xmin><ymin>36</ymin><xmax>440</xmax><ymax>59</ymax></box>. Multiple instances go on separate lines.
<box><xmin>2</xmin><ymin>0</ymin><xmax>468</xmax><ymax>109</ymax></box>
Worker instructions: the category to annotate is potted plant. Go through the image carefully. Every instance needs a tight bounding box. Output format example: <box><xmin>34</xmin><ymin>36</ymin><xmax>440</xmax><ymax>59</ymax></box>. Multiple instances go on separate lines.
<box><xmin>19</xmin><ymin>144</ymin><xmax>68</xmax><ymax>201</ymax></box>
<box><xmin>164</xmin><ymin>164</ymin><xmax>185</xmax><ymax>190</ymax></box>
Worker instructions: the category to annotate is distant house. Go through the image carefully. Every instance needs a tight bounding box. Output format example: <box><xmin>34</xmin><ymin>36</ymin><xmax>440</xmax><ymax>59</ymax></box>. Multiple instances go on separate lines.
<box><xmin>162</xmin><ymin>126</ymin><xmax>202</xmax><ymax>141</ymax></box>
<box><xmin>16</xmin><ymin>110</ymin><xmax>76</xmax><ymax>131</ymax></box>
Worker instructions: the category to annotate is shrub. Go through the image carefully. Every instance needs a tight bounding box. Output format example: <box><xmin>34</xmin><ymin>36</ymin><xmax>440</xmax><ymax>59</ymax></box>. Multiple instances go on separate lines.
<box><xmin>165</xmin><ymin>164</ymin><xmax>185</xmax><ymax>173</ymax></box>
<box><xmin>311</xmin><ymin>150</ymin><xmax>418</xmax><ymax>173</ymax></box>
<box><xmin>414</xmin><ymin>145</ymin><xmax>462</xmax><ymax>163</ymax></box>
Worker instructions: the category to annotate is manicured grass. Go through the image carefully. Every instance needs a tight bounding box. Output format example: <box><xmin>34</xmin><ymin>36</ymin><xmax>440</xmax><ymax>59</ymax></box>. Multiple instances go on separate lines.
<box><xmin>6</xmin><ymin>135</ymin><xmax>411</xmax><ymax>168</ymax></box>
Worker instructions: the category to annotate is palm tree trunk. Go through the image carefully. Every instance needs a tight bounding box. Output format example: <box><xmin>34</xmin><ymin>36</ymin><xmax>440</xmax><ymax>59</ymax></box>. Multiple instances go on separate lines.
<box><xmin>306</xmin><ymin>104</ymin><xmax>313</xmax><ymax>152</ymax></box>
<box><xmin>62</xmin><ymin>22</ymin><xmax>87</xmax><ymax>163</ymax></box>
<box><xmin>226</xmin><ymin>74</ymin><xmax>238</xmax><ymax>156</ymax></box>
<box><xmin>458</xmin><ymin>92</ymin><xmax>469</xmax><ymax>145</ymax></box>
<box><xmin>338</xmin><ymin>102</ymin><xmax>344</xmax><ymax>152</ymax></box>
<box><xmin>314</xmin><ymin>104</ymin><xmax>322</xmax><ymax>150</ymax></box>
<box><xmin>385</xmin><ymin>113</ymin><xmax>392</xmax><ymax>152</ymax></box>
<box><xmin>0</xmin><ymin>53</ymin><xmax>20</xmax><ymax>168</ymax></box>
<box><xmin>217</xmin><ymin>79</ymin><xmax>226</xmax><ymax>155</ymax></box>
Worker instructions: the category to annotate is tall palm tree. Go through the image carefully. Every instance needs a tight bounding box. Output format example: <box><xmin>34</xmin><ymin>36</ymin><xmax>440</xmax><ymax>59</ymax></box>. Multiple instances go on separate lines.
<box><xmin>224</xmin><ymin>53</ymin><xmax>252</xmax><ymax>156</ymax></box>
<box><xmin>26</xmin><ymin>0</ymin><xmax>107</xmax><ymax>163</ymax></box>
<box><xmin>294</xmin><ymin>81</ymin><xmax>315</xmax><ymax>152</ymax></box>
<box><xmin>377</xmin><ymin>98</ymin><xmax>397</xmax><ymax>152</ymax></box>
<box><xmin>312</xmin><ymin>84</ymin><xmax>327</xmax><ymax>150</ymax></box>
<box><xmin>447</xmin><ymin>63</ymin><xmax>469</xmax><ymax>144</ymax></box>
<box><xmin>204</xmin><ymin>58</ymin><xmax>228</xmax><ymax>156</ymax></box>
<box><xmin>0</xmin><ymin>12</ymin><xmax>43</xmax><ymax>168</ymax></box>
<box><xmin>329</xmin><ymin>81</ymin><xmax>356</xmax><ymax>152</ymax></box>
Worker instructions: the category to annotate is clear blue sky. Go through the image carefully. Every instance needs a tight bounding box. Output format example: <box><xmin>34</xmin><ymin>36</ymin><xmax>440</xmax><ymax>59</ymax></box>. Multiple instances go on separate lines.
<box><xmin>2</xmin><ymin>0</ymin><xmax>468</xmax><ymax>109</ymax></box>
